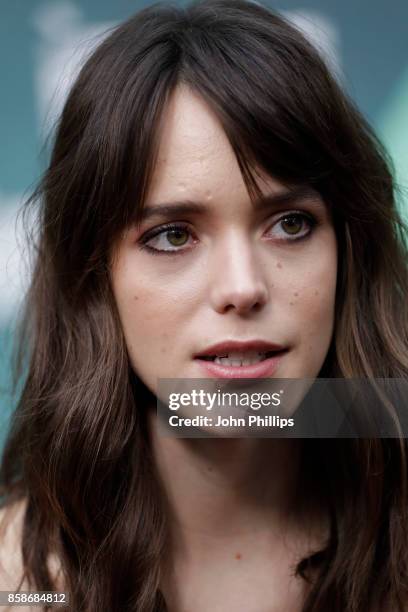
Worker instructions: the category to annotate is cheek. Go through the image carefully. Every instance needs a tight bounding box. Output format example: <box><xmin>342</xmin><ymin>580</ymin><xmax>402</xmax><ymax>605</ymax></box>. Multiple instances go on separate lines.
<box><xmin>113</xmin><ymin>281</ymin><xmax>170</xmax><ymax>346</ymax></box>
<box><xmin>272</xmin><ymin>232</ymin><xmax>336</xmax><ymax>334</ymax></box>
<box><xmin>110</xmin><ymin>258</ymin><xmax>198</xmax><ymax>365</ymax></box>
<box><xmin>295</xmin><ymin>274</ymin><xmax>336</xmax><ymax>326</ymax></box>
<box><xmin>112</xmin><ymin>282</ymin><xmax>171</xmax><ymax>384</ymax></box>
<box><xmin>113</xmin><ymin>253</ymin><xmax>205</xmax><ymax>325</ymax></box>
<box><xmin>288</xmin><ymin>247</ymin><xmax>337</xmax><ymax>351</ymax></box>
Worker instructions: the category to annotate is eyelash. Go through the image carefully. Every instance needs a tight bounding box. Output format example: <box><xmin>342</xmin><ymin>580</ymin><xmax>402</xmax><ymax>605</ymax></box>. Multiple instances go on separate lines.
<box><xmin>138</xmin><ymin>211</ymin><xmax>319</xmax><ymax>256</ymax></box>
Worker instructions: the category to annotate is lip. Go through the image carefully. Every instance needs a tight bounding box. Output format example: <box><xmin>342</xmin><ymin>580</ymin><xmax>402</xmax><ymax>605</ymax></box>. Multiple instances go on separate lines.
<box><xmin>194</xmin><ymin>340</ymin><xmax>288</xmax><ymax>379</ymax></box>
<box><xmin>194</xmin><ymin>339</ymin><xmax>286</xmax><ymax>357</ymax></box>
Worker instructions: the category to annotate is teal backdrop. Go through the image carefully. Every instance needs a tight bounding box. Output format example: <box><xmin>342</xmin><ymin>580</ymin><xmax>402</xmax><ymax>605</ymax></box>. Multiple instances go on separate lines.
<box><xmin>0</xmin><ymin>0</ymin><xmax>407</xmax><ymax>449</ymax></box>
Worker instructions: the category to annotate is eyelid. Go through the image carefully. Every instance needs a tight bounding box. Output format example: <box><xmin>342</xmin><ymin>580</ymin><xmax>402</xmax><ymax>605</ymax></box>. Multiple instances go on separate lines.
<box><xmin>263</xmin><ymin>210</ymin><xmax>317</xmax><ymax>239</ymax></box>
<box><xmin>138</xmin><ymin>222</ymin><xmax>197</xmax><ymax>256</ymax></box>
<box><xmin>138</xmin><ymin>210</ymin><xmax>318</xmax><ymax>255</ymax></box>
<box><xmin>139</xmin><ymin>221</ymin><xmax>194</xmax><ymax>243</ymax></box>
<box><xmin>140</xmin><ymin>210</ymin><xmax>315</xmax><ymax>239</ymax></box>
<box><xmin>266</xmin><ymin>208</ymin><xmax>316</xmax><ymax>224</ymax></box>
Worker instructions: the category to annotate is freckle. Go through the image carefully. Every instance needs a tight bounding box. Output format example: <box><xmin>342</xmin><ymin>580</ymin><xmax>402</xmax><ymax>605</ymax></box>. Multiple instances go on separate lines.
<box><xmin>289</xmin><ymin>301</ymin><xmax>294</xmax><ymax>306</ymax></box>
<box><xmin>235</xmin><ymin>553</ymin><xmax>242</xmax><ymax>560</ymax></box>
<box><xmin>133</xmin><ymin>295</ymin><xmax>139</xmax><ymax>301</ymax></box>
<box><xmin>293</xmin><ymin>292</ymin><xmax>298</xmax><ymax>297</ymax></box>
<box><xmin>207</xmin><ymin>466</ymin><xmax>213</xmax><ymax>472</ymax></box>
<box><xmin>276</xmin><ymin>262</ymin><xmax>282</xmax><ymax>269</ymax></box>
<box><xmin>315</xmin><ymin>290</ymin><xmax>319</xmax><ymax>296</ymax></box>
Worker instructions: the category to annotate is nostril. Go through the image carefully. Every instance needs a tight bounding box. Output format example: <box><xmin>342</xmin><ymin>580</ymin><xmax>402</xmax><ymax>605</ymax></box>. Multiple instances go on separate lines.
<box><xmin>210</xmin><ymin>283</ymin><xmax>269</xmax><ymax>315</ymax></box>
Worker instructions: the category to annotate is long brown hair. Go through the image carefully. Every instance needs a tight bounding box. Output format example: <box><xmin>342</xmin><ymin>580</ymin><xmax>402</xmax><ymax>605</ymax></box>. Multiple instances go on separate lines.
<box><xmin>1</xmin><ymin>0</ymin><xmax>407</xmax><ymax>610</ymax></box>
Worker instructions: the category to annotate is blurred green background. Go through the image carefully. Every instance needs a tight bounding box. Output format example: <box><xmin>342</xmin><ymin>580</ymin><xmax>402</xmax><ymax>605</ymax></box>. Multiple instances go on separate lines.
<box><xmin>0</xmin><ymin>0</ymin><xmax>407</xmax><ymax>449</ymax></box>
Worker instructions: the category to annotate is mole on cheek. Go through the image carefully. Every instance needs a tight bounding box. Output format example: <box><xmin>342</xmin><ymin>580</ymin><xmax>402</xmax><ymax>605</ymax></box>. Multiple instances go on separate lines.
<box><xmin>235</xmin><ymin>553</ymin><xmax>242</xmax><ymax>560</ymax></box>
<box><xmin>293</xmin><ymin>292</ymin><xmax>299</xmax><ymax>297</ymax></box>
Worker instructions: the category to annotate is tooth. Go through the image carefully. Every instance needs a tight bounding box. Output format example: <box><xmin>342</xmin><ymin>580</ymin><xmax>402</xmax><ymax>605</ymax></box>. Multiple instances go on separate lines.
<box><xmin>213</xmin><ymin>356</ymin><xmax>266</xmax><ymax>366</ymax></box>
<box><xmin>209</xmin><ymin>350</ymin><xmax>273</xmax><ymax>366</ymax></box>
<box><xmin>226</xmin><ymin>351</ymin><xmax>242</xmax><ymax>359</ymax></box>
<box><xmin>226</xmin><ymin>351</ymin><xmax>264</xmax><ymax>360</ymax></box>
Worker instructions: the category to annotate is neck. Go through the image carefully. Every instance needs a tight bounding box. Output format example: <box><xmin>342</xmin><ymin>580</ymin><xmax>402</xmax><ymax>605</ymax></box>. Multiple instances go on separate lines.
<box><xmin>147</xmin><ymin>408</ymin><xmax>330</xmax><ymax>611</ymax></box>
<box><xmin>147</xmin><ymin>407</ymin><xmax>314</xmax><ymax>549</ymax></box>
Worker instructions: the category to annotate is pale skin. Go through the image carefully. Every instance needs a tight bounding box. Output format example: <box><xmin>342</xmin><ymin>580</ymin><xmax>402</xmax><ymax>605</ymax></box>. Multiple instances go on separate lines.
<box><xmin>109</xmin><ymin>84</ymin><xmax>338</xmax><ymax>610</ymax></box>
<box><xmin>0</xmin><ymin>84</ymin><xmax>337</xmax><ymax>609</ymax></box>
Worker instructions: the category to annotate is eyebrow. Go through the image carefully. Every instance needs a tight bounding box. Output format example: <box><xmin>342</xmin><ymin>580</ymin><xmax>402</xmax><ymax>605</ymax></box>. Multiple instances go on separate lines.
<box><xmin>137</xmin><ymin>185</ymin><xmax>322</xmax><ymax>223</ymax></box>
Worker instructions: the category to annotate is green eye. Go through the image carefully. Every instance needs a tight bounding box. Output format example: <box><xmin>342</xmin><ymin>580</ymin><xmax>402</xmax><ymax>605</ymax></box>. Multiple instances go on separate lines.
<box><xmin>166</xmin><ymin>229</ymin><xmax>189</xmax><ymax>246</ymax></box>
<box><xmin>140</xmin><ymin>223</ymin><xmax>194</xmax><ymax>254</ymax></box>
<box><xmin>281</xmin><ymin>215</ymin><xmax>304</xmax><ymax>235</ymax></box>
<box><xmin>264</xmin><ymin>212</ymin><xmax>317</xmax><ymax>241</ymax></box>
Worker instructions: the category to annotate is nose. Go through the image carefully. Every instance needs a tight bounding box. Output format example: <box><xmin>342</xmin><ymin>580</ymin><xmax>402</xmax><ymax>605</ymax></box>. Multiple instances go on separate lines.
<box><xmin>208</xmin><ymin>232</ymin><xmax>269</xmax><ymax>315</ymax></box>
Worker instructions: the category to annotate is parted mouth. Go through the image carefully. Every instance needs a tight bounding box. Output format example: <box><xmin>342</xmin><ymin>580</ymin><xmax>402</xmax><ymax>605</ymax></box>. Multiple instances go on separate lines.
<box><xmin>194</xmin><ymin>339</ymin><xmax>288</xmax><ymax>367</ymax></box>
<box><xmin>196</xmin><ymin>350</ymin><xmax>283</xmax><ymax>366</ymax></box>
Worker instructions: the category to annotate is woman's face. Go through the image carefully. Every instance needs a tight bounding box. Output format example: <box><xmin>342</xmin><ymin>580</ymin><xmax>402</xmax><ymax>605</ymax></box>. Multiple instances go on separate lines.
<box><xmin>110</xmin><ymin>85</ymin><xmax>337</xmax><ymax>395</ymax></box>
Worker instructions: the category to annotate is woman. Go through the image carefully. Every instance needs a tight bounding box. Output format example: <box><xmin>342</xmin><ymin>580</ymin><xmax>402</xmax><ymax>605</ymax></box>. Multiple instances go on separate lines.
<box><xmin>0</xmin><ymin>0</ymin><xmax>407</xmax><ymax>610</ymax></box>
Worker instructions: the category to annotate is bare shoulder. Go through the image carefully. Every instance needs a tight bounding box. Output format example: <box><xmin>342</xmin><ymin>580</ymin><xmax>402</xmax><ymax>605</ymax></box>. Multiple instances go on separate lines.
<box><xmin>0</xmin><ymin>497</ymin><xmax>28</xmax><ymax>590</ymax></box>
<box><xmin>0</xmin><ymin>498</ymin><xmax>64</xmax><ymax>611</ymax></box>
<box><xmin>0</xmin><ymin>498</ymin><xmax>35</xmax><ymax>611</ymax></box>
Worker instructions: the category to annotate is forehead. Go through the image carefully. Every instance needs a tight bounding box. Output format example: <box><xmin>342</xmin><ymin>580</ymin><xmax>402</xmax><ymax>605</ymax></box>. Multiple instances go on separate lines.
<box><xmin>146</xmin><ymin>84</ymin><xmax>283</xmax><ymax>204</ymax></box>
